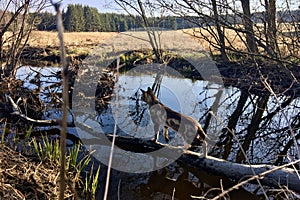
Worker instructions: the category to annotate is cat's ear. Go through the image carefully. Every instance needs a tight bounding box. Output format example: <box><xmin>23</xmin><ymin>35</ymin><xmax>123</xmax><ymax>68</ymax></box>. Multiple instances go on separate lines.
<box><xmin>147</xmin><ymin>87</ymin><xmax>152</xmax><ymax>92</ymax></box>
<box><xmin>140</xmin><ymin>88</ymin><xmax>145</xmax><ymax>93</ymax></box>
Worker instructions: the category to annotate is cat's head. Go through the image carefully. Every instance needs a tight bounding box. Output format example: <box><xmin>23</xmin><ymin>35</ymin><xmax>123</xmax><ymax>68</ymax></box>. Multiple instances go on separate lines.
<box><xmin>140</xmin><ymin>87</ymin><xmax>158</xmax><ymax>105</ymax></box>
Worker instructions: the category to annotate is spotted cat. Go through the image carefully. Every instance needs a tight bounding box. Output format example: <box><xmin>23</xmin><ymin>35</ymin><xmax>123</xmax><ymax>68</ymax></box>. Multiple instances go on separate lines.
<box><xmin>141</xmin><ymin>87</ymin><xmax>213</xmax><ymax>155</ymax></box>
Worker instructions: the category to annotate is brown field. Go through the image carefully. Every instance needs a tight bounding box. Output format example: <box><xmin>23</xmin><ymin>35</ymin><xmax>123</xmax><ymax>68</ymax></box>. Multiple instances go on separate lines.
<box><xmin>26</xmin><ymin>30</ymin><xmax>216</xmax><ymax>53</ymax></box>
<box><xmin>28</xmin><ymin>31</ymin><xmax>118</xmax><ymax>48</ymax></box>
<box><xmin>26</xmin><ymin>30</ymin><xmax>208</xmax><ymax>51</ymax></box>
<box><xmin>24</xmin><ymin>30</ymin><xmax>217</xmax><ymax>59</ymax></box>
<box><xmin>15</xmin><ymin>27</ymin><xmax>298</xmax><ymax>59</ymax></box>
<box><xmin>21</xmin><ymin>29</ymin><xmax>254</xmax><ymax>55</ymax></box>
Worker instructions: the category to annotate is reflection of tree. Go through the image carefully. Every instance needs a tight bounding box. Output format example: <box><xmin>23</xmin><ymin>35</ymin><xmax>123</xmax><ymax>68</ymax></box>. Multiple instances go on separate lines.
<box><xmin>211</xmin><ymin>88</ymin><xmax>300</xmax><ymax>166</ymax></box>
<box><xmin>151</xmin><ymin>67</ymin><xmax>164</xmax><ymax>96</ymax></box>
<box><xmin>236</xmin><ymin>95</ymin><xmax>270</xmax><ymax>163</ymax></box>
<box><xmin>128</xmin><ymin>89</ymin><xmax>148</xmax><ymax>127</ymax></box>
<box><xmin>222</xmin><ymin>89</ymin><xmax>249</xmax><ymax>159</ymax></box>
<box><xmin>202</xmin><ymin>90</ymin><xmax>223</xmax><ymax>133</ymax></box>
<box><xmin>276</xmin><ymin>131</ymin><xmax>300</xmax><ymax>165</ymax></box>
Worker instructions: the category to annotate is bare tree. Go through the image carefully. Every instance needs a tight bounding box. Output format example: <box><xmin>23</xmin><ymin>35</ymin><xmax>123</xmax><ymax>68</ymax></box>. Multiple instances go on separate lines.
<box><xmin>115</xmin><ymin>0</ymin><xmax>165</xmax><ymax>62</ymax></box>
<box><xmin>265</xmin><ymin>0</ymin><xmax>277</xmax><ymax>54</ymax></box>
<box><xmin>157</xmin><ymin>0</ymin><xmax>300</xmax><ymax>67</ymax></box>
<box><xmin>240</xmin><ymin>0</ymin><xmax>258</xmax><ymax>53</ymax></box>
<box><xmin>0</xmin><ymin>0</ymin><xmax>49</xmax><ymax>78</ymax></box>
<box><xmin>211</xmin><ymin>0</ymin><xmax>229</xmax><ymax>61</ymax></box>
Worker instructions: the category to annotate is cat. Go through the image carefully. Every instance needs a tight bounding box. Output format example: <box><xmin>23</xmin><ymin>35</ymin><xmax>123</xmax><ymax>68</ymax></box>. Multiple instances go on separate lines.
<box><xmin>141</xmin><ymin>87</ymin><xmax>214</xmax><ymax>156</ymax></box>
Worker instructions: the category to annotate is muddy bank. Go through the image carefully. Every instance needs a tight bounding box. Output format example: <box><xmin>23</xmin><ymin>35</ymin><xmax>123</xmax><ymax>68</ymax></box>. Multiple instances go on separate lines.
<box><xmin>17</xmin><ymin>46</ymin><xmax>89</xmax><ymax>65</ymax></box>
<box><xmin>217</xmin><ymin>60</ymin><xmax>300</xmax><ymax>96</ymax></box>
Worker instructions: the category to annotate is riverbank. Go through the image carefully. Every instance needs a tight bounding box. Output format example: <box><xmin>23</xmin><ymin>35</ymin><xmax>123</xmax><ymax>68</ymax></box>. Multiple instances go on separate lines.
<box><xmin>0</xmin><ymin>143</ymin><xmax>88</xmax><ymax>199</ymax></box>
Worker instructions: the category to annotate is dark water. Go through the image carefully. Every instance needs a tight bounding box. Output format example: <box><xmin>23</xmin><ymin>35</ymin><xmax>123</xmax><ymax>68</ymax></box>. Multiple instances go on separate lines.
<box><xmin>13</xmin><ymin>66</ymin><xmax>300</xmax><ymax>199</ymax></box>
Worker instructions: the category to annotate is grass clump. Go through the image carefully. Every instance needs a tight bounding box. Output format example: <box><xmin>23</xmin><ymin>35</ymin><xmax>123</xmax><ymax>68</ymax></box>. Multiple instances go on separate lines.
<box><xmin>1</xmin><ymin>126</ymin><xmax>100</xmax><ymax>200</ymax></box>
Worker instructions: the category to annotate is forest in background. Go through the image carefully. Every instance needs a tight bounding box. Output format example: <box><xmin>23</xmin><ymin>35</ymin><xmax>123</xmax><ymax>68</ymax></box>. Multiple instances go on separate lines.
<box><xmin>3</xmin><ymin>4</ymin><xmax>298</xmax><ymax>32</ymax></box>
<box><xmin>33</xmin><ymin>4</ymin><xmax>179</xmax><ymax>32</ymax></box>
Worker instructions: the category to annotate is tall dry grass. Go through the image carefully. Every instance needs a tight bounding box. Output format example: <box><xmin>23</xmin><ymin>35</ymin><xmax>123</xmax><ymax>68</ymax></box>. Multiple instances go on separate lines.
<box><xmin>27</xmin><ymin>31</ymin><xmax>118</xmax><ymax>48</ymax></box>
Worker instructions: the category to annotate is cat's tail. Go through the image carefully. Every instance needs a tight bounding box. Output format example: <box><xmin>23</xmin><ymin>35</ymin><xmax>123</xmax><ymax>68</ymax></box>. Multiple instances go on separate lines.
<box><xmin>194</xmin><ymin>128</ymin><xmax>228</xmax><ymax>148</ymax></box>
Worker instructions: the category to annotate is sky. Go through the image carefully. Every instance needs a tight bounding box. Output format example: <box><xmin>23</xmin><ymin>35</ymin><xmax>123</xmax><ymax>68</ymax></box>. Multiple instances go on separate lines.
<box><xmin>53</xmin><ymin>0</ymin><xmax>299</xmax><ymax>13</ymax></box>
<box><xmin>56</xmin><ymin>0</ymin><xmax>121</xmax><ymax>13</ymax></box>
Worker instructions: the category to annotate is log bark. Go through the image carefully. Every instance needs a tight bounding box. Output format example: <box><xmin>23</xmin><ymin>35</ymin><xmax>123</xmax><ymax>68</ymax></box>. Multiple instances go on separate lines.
<box><xmin>180</xmin><ymin>154</ymin><xmax>300</xmax><ymax>194</ymax></box>
<box><xmin>81</xmin><ymin>130</ymin><xmax>300</xmax><ymax>193</ymax></box>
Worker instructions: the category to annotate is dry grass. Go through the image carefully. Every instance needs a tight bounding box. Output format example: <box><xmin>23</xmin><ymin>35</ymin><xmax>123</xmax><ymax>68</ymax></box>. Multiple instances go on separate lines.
<box><xmin>28</xmin><ymin>31</ymin><xmax>118</xmax><ymax>48</ymax></box>
<box><xmin>0</xmin><ymin>145</ymin><xmax>77</xmax><ymax>199</ymax></box>
<box><xmin>181</xmin><ymin>24</ymin><xmax>300</xmax><ymax>59</ymax></box>
<box><xmin>3</xmin><ymin>27</ymin><xmax>298</xmax><ymax>62</ymax></box>
<box><xmin>1</xmin><ymin>31</ymin><xmax>117</xmax><ymax>59</ymax></box>
<box><xmin>179</xmin><ymin>28</ymin><xmax>248</xmax><ymax>52</ymax></box>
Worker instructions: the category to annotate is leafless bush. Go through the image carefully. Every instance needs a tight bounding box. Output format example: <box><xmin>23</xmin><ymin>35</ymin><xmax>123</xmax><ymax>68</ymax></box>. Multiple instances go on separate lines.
<box><xmin>0</xmin><ymin>0</ymin><xmax>49</xmax><ymax>78</ymax></box>
<box><xmin>156</xmin><ymin>0</ymin><xmax>299</xmax><ymax>65</ymax></box>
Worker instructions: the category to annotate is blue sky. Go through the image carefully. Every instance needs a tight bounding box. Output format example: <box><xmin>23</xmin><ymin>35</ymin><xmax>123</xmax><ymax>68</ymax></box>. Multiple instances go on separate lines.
<box><xmin>57</xmin><ymin>0</ymin><xmax>120</xmax><ymax>13</ymax></box>
<box><xmin>48</xmin><ymin>0</ymin><xmax>299</xmax><ymax>14</ymax></box>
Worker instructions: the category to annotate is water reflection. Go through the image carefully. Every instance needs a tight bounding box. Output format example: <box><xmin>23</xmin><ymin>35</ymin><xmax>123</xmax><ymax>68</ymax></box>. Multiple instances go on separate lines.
<box><xmin>76</xmin><ymin>73</ymin><xmax>225</xmax><ymax>152</ymax></box>
<box><xmin>16</xmin><ymin>66</ymin><xmax>299</xmax><ymax>167</ymax></box>
<box><xmin>91</xmin><ymin>71</ymin><xmax>299</xmax><ymax>166</ymax></box>
<box><xmin>217</xmin><ymin>89</ymin><xmax>300</xmax><ymax>165</ymax></box>
<box><xmin>88</xmin><ymin>70</ymin><xmax>299</xmax><ymax>198</ymax></box>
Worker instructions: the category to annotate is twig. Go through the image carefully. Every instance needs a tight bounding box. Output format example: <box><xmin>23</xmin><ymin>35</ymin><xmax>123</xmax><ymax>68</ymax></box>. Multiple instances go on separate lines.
<box><xmin>103</xmin><ymin>57</ymin><xmax>120</xmax><ymax>200</ymax></box>
<box><xmin>210</xmin><ymin>159</ymin><xmax>300</xmax><ymax>200</ymax></box>
<box><xmin>117</xmin><ymin>179</ymin><xmax>121</xmax><ymax>200</ymax></box>
<box><xmin>52</xmin><ymin>2</ymin><xmax>68</xmax><ymax>200</ymax></box>
<box><xmin>172</xmin><ymin>187</ymin><xmax>175</xmax><ymax>200</ymax></box>
<box><xmin>7</xmin><ymin>94</ymin><xmax>74</xmax><ymax>126</ymax></box>
<box><xmin>262</xmin><ymin>77</ymin><xmax>300</xmax><ymax>170</ymax></box>
<box><xmin>209</xmin><ymin>111</ymin><xmax>269</xmax><ymax>199</ymax></box>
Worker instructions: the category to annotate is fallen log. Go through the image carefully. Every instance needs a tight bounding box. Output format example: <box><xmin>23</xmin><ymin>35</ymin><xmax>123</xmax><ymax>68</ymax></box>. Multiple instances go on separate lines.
<box><xmin>77</xmin><ymin>126</ymin><xmax>300</xmax><ymax>193</ymax></box>
<box><xmin>180</xmin><ymin>154</ymin><xmax>300</xmax><ymax>194</ymax></box>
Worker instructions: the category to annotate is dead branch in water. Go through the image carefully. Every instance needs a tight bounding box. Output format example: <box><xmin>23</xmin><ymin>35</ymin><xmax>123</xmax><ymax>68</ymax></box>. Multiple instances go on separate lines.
<box><xmin>7</xmin><ymin>95</ymin><xmax>74</xmax><ymax>127</ymax></box>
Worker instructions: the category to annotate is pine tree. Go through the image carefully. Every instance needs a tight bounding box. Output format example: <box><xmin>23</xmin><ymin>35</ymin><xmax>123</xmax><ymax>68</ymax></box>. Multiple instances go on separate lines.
<box><xmin>119</xmin><ymin>18</ymin><xmax>128</xmax><ymax>32</ymax></box>
<box><xmin>64</xmin><ymin>5</ymin><xmax>76</xmax><ymax>31</ymax></box>
<box><xmin>170</xmin><ymin>17</ymin><xmax>178</xmax><ymax>30</ymax></box>
<box><xmin>74</xmin><ymin>4</ymin><xmax>85</xmax><ymax>31</ymax></box>
<box><xmin>36</xmin><ymin>12</ymin><xmax>56</xmax><ymax>31</ymax></box>
<box><xmin>63</xmin><ymin>4</ymin><xmax>85</xmax><ymax>32</ymax></box>
<box><xmin>58</xmin><ymin>4</ymin><xmax>147</xmax><ymax>32</ymax></box>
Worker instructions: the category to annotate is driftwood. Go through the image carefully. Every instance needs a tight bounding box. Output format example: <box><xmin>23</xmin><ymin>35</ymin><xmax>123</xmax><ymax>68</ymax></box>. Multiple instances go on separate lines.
<box><xmin>79</xmin><ymin>126</ymin><xmax>300</xmax><ymax>194</ymax></box>
<box><xmin>7</xmin><ymin>95</ymin><xmax>74</xmax><ymax>127</ymax></box>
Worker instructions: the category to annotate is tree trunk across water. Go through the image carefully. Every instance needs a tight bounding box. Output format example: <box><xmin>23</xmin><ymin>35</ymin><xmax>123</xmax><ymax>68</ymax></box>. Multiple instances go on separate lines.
<box><xmin>79</xmin><ymin>129</ymin><xmax>300</xmax><ymax>194</ymax></box>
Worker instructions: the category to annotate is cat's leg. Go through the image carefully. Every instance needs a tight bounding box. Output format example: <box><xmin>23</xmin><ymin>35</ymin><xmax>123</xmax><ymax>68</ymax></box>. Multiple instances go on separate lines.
<box><xmin>202</xmin><ymin>140</ymin><xmax>207</xmax><ymax>158</ymax></box>
<box><xmin>183</xmin><ymin>142</ymin><xmax>191</xmax><ymax>150</ymax></box>
<box><xmin>163</xmin><ymin>126</ymin><xmax>169</xmax><ymax>142</ymax></box>
<box><xmin>153</xmin><ymin>123</ymin><xmax>160</xmax><ymax>142</ymax></box>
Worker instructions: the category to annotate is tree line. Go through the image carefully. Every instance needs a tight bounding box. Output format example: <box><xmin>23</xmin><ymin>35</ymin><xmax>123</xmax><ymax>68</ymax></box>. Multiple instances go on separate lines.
<box><xmin>33</xmin><ymin>4</ymin><xmax>300</xmax><ymax>33</ymax></box>
<box><xmin>34</xmin><ymin>4</ymin><xmax>179</xmax><ymax>32</ymax></box>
